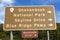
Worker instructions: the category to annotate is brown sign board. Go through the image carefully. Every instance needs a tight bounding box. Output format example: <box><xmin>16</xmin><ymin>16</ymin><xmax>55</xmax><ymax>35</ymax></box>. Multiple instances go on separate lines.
<box><xmin>3</xmin><ymin>6</ymin><xmax>57</xmax><ymax>31</ymax></box>
<box><xmin>22</xmin><ymin>30</ymin><xmax>38</xmax><ymax>38</ymax></box>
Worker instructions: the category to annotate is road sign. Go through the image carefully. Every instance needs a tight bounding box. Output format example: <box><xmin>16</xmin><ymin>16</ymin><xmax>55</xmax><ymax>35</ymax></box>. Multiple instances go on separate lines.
<box><xmin>22</xmin><ymin>30</ymin><xmax>38</xmax><ymax>38</ymax></box>
<box><xmin>3</xmin><ymin>6</ymin><xmax>56</xmax><ymax>31</ymax></box>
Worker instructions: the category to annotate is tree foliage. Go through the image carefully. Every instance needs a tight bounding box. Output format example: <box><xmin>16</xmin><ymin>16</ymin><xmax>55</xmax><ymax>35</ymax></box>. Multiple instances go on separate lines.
<box><xmin>0</xmin><ymin>23</ymin><xmax>59</xmax><ymax>40</ymax></box>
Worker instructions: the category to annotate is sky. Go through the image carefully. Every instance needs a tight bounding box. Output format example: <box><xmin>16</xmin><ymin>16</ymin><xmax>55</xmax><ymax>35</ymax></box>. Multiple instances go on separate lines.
<box><xmin>0</xmin><ymin>0</ymin><xmax>60</xmax><ymax>24</ymax></box>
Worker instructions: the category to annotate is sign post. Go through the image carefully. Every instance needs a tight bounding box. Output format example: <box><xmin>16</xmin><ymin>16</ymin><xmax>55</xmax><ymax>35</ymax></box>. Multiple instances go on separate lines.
<box><xmin>4</xmin><ymin>6</ymin><xmax>56</xmax><ymax>39</ymax></box>
<box><xmin>10</xmin><ymin>31</ymin><xmax>13</xmax><ymax>40</ymax></box>
<box><xmin>47</xmin><ymin>30</ymin><xmax>50</xmax><ymax>40</ymax></box>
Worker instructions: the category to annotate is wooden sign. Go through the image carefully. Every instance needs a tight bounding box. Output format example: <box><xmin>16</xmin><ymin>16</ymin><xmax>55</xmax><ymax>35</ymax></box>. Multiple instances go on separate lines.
<box><xmin>3</xmin><ymin>6</ymin><xmax>56</xmax><ymax>31</ymax></box>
